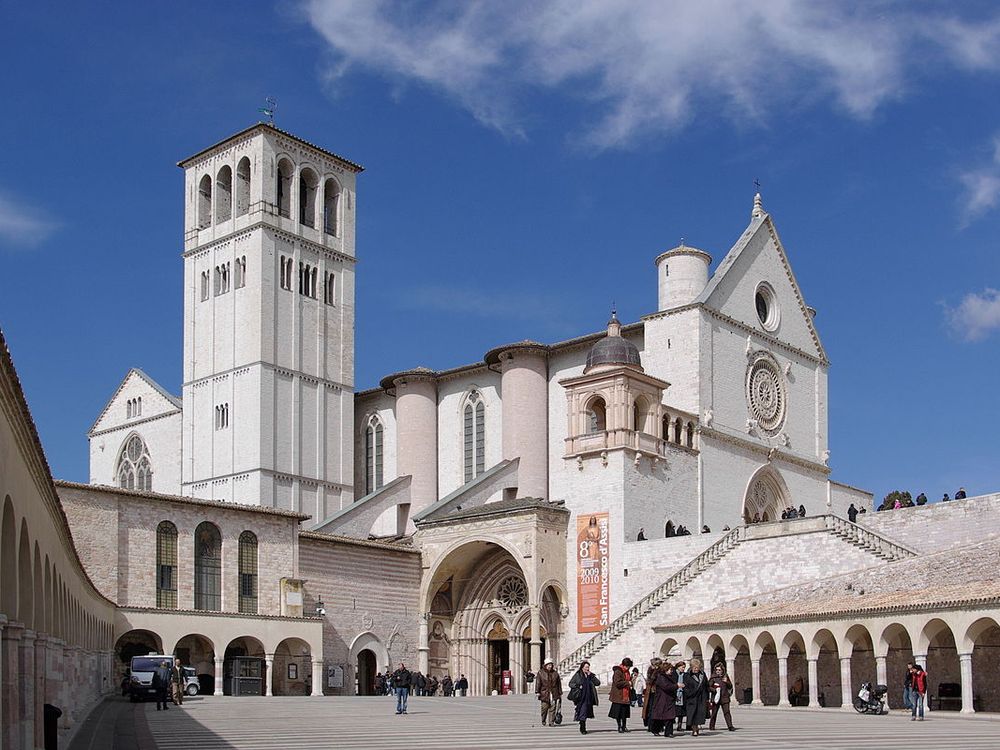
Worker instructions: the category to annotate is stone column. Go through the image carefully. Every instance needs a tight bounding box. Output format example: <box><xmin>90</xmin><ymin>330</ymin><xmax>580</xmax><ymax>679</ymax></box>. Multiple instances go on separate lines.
<box><xmin>807</xmin><ymin>658</ymin><xmax>819</xmax><ymax>707</ymax></box>
<box><xmin>840</xmin><ymin>657</ymin><xmax>853</xmax><ymax>710</ymax></box>
<box><xmin>913</xmin><ymin>652</ymin><xmax>929</xmax><ymax>712</ymax></box>
<box><xmin>529</xmin><ymin>606</ymin><xmax>542</xmax><ymax>677</ymax></box>
<box><xmin>19</xmin><ymin>630</ymin><xmax>36</xmax><ymax>750</ymax></box>
<box><xmin>311</xmin><ymin>660</ymin><xmax>324</xmax><ymax>696</ymax></box>
<box><xmin>264</xmin><ymin>655</ymin><xmax>274</xmax><ymax>696</ymax></box>
<box><xmin>875</xmin><ymin>655</ymin><xmax>887</xmax><ymax>688</ymax></box>
<box><xmin>494</xmin><ymin>344</ymin><xmax>549</xmax><ymax>499</ymax></box>
<box><xmin>959</xmin><ymin>653</ymin><xmax>974</xmax><ymax>714</ymax></box>
<box><xmin>726</xmin><ymin>657</ymin><xmax>736</xmax><ymax>690</ymax></box>
<box><xmin>34</xmin><ymin>635</ymin><xmax>48</xmax><ymax>750</ymax></box>
<box><xmin>508</xmin><ymin>636</ymin><xmax>521</xmax><ymax>694</ymax></box>
<box><xmin>480</xmin><ymin>639</ymin><xmax>489</xmax><ymax>696</ymax></box>
<box><xmin>214</xmin><ymin>657</ymin><xmax>224</xmax><ymax>696</ymax></box>
<box><xmin>418</xmin><ymin>617</ymin><xmax>429</xmax><ymax>675</ymax></box>
<box><xmin>777</xmin><ymin>656</ymin><xmax>790</xmax><ymax>706</ymax></box>
<box><xmin>750</xmin><ymin>658</ymin><xmax>762</xmax><ymax>706</ymax></box>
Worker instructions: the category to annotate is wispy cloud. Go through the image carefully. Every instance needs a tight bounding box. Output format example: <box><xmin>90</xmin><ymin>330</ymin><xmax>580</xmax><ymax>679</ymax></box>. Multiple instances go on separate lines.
<box><xmin>958</xmin><ymin>134</ymin><xmax>1000</xmax><ymax>226</ymax></box>
<box><xmin>398</xmin><ymin>284</ymin><xmax>564</xmax><ymax>322</ymax></box>
<box><xmin>0</xmin><ymin>191</ymin><xmax>57</xmax><ymax>248</ymax></box>
<box><xmin>300</xmin><ymin>1</ymin><xmax>1000</xmax><ymax>149</ymax></box>
<box><xmin>944</xmin><ymin>288</ymin><xmax>1000</xmax><ymax>341</ymax></box>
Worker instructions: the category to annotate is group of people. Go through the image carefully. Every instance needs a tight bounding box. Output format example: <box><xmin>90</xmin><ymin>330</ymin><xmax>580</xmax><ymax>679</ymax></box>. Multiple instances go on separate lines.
<box><xmin>846</xmin><ymin>503</ymin><xmax>869</xmax><ymax>522</ymax></box>
<box><xmin>875</xmin><ymin>487</ymin><xmax>967</xmax><ymax>512</ymax></box>
<box><xmin>550</xmin><ymin>656</ymin><xmax>736</xmax><ymax>737</ymax></box>
<box><xmin>780</xmin><ymin>505</ymin><xmax>807</xmax><ymax>520</ymax></box>
<box><xmin>903</xmin><ymin>662</ymin><xmax>929</xmax><ymax>721</ymax></box>
<box><xmin>384</xmin><ymin>664</ymin><xmax>469</xmax><ymax>714</ymax></box>
<box><xmin>151</xmin><ymin>657</ymin><xmax>187</xmax><ymax>710</ymax></box>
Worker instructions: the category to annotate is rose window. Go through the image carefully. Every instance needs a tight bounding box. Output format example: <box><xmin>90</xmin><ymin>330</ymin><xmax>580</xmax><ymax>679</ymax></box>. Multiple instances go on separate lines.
<box><xmin>746</xmin><ymin>356</ymin><xmax>786</xmax><ymax>435</ymax></box>
<box><xmin>497</xmin><ymin>576</ymin><xmax>527</xmax><ymax>614</ymax></box>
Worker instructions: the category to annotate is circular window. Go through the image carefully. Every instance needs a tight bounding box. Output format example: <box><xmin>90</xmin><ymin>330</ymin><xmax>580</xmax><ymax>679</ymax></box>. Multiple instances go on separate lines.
<box><xmin>497</xmin><ymin>576</ymin><xmax>527</xmax><ymax>613</ymax></box>
<box><xmin>746</xmin><ymin>355</ymin><xmax>787</xmax><ymax>435</ymax></box>
<box><xmin>754</xmin><ymin>283</ymin><xmax>779</xmax><ymax>331</ymax></box>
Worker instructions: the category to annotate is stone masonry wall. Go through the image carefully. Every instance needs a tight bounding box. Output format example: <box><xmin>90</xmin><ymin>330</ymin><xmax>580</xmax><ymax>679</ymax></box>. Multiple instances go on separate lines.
<box><xmin>856</xmin><ymin>493</ymin><xmax>1000</xmax><ymax>552</ymax></box>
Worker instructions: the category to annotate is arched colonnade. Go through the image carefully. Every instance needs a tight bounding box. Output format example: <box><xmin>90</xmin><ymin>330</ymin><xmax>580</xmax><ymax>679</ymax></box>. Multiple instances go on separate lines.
<box><xmin>656</xmin><ymin>610</ymin><xmax>1000</xmax><ymax>714</ymax></box>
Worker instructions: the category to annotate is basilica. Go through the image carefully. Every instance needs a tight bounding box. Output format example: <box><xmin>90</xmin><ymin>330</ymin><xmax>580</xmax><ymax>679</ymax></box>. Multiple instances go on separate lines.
<box><xmin>2</xmin><ymin>123</ymin><xmax>999</xmax><ymax>749</ymax></box>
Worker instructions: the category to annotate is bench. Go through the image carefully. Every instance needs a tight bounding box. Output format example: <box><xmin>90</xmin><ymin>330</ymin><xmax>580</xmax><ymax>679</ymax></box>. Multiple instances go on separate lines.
<box><xmin>929</xmin><ymin>682</ymin><xmax>961</xmax><ymax>711</ymax></box>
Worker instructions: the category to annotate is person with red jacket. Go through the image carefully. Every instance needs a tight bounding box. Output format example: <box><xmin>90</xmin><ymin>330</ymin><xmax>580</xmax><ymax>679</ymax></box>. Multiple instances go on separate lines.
<box><xmin>910</xmin><ymin>664</ymin><xmax>928</xmax><ymax>720</ymax></box>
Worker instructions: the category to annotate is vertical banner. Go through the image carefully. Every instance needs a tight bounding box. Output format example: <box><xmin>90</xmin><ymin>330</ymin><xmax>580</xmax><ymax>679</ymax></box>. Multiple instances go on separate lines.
<box><xmin>576</xmin><ymin>513</ymin><xmax>610</xmax><ymax>633</ymax></box>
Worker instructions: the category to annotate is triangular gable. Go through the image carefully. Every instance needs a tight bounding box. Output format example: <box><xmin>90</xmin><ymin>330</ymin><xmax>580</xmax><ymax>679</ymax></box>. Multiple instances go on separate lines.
<box><xmin>88</xmin><ymin>368</ymin><xmax>182</xmax><ymax>435</ymax></box>
<box><xmin>697</xmin><ymin>210</ymin><xmax>827</xmax><ymax>363</ymax></box>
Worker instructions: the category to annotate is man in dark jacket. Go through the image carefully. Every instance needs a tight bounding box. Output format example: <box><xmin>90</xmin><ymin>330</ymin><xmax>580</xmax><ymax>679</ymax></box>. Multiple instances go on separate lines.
<box><xmin>390</xmin><ymin>663</ymin><xmax>411</xmax><ymax>714</ymax></box>
<box><xmin>535</xmin><ymin>658</ymin><xmax>563</xmax><ymax>726</ymax></box>
<box><xmin>152</xmin><ymin>660</ymin><xmax>172</xmax><ymax>711</ymax></box>
<box><xmin>455</xmin><ymin>674</ymin><xmax>469</xmax><ymax>696</ymax></box>
<box><xmin>847</xmin><ymin>503</ymin><xmax>858</xmax><ymax>522</ymax></box>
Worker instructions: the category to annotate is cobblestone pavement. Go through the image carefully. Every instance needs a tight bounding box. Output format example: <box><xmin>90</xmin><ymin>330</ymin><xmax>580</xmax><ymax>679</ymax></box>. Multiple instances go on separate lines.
<box><xmin>77</xmin><ymin>695</ymin><xmax>1000</xmax><ymax>750</ymax></box>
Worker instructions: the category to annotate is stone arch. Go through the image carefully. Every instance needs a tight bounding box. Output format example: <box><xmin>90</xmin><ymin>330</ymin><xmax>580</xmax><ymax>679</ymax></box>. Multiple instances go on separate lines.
<box><xmin>659</xmin><ymin>637</ymin><xmax>681</xmax><ymax>660</ymax></box>
<box><xmin>754</xmin><ymin>631</ymin><xmax>779</xmax><ymax>705</ymax></box>
<box><xmin>683</xmin><ymin>635</ymin><xmax>703</xmax><ymax>661</ymax></box>
<box><xmin>273</xmin><ymin>637</ymin><xmax>313</xmax><ymax>696</ymax></box>
<box><xmin>584</xmin><ymin>393</ymin><xmax>608</xmax><ymax>432</ymax></box>
<box><xmin>780</xmin><ymin>629</ymin><xmax>808</xmax><ymax>706</ymax></box>
<box><xmin>43</xmin><ymin>556</ymin><xmax>52</xmax><ymax>634</ymax></box>
<box><xmin>917</xmin><ymin>617</ymin><xmax>959</xmax><ymax>704</ymax></box>
<box><xmin>33</xmin><ymin>541</ymin><xmax>43</xmax><ymax>634</ymax></box>
<box><xmin>810</xmin><ymin>628</ymin><xmax>841</xmax><ymax>707</ymax></box>
<box><xmin>844</xmin><ymin>623</ymin><xmax>877</xmax><ymax>697</ymax></box>
<box><xmin>705</xmin><ymin>633</ymin><xmax>727</xmax><ymax>674</ymax></box>
<box><xmin>173</xmin><ymin>632</ymin><xmax>215</xmax><ymax>694</ymax></box>
<box><xmin>965</xmin><ymin>616</ymin><xmax>1000</xmax><ymax>712</ymax></box>
<box><xmin>18</xmin><ymin>519</ymin><xmax>33</xmax><ymax>630</ymax></box>
<box><xmin>742</xmin><ymin>464</ymin><xmax>790</xmax><ymax>523</ymax></box>
<box><xmin>116</xmin><ymin>629</ymin><xmax>163</xmax><ymax>665</ymax></box>
<box><xmin>349</xmin><ymin>631</ymin><xmax>390</xmax><ymax>682</ymax></box>
<box><xmin>727</xmin><ymin>634</ymin><xmax>752</xmax><ymax>701</ymax></box>
<box><xmin>1</xmin><ymin>496</ymin><xmax>16</xmax><ymax>619</ymax></box>
<box><xmin>224</xmin><ymin>635</ymin><xmax>266</xmax><ymax>696</ymax></box>
<box><xmin>879</xmin><ymin>622</ymin><xmax>914</xmax><ymax>708</ymax></box>
<box><xmin>422</xmin><ymin>536</ymin><xmax>533</xmax><ymax>614</ymax></box>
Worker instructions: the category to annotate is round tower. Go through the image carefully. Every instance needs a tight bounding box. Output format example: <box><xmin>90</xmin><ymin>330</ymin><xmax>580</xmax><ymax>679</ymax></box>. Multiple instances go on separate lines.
<box><xmin>381</xmin><ymin>368</ymin><xmax>438</xmax><ymax>516</ymax></box>
<box><xmin>485</xmin><ymin>342</ymin><xmax>549</xmax><ymax>500</ymax></box>
<box><xmin>654</xmin><ymin>244</ymin><xmax>712</xmax><ymax>310</ymax></box>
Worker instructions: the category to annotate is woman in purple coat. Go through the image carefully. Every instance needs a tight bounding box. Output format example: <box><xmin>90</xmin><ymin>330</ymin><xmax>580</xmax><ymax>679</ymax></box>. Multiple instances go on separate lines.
<box><xmin>648</xmin><ymin>662</ymin><xmax>679</xmax><ymax>737</ymax></box>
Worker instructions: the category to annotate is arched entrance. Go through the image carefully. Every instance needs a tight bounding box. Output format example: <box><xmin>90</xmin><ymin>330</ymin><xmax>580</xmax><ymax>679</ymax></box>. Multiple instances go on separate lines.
<box><xmin>173</xmin><ymin>634</ymin><xmax>215</xmax><ymax>696</ymax></box>
<box><xmin>357</xmin><ymin>649</ymin><xmax>377</xmax><ymax>695</ymax></box>
<box><xmin>880</xmin><ymin>623</ymin><xmax>914</xmax><ymax>709</ymax></box>
<box><xmin>967</xmin><ymin>617</ymin><xmax>1000</xmax><ymax>713</ymax></box>
<box><xmin>486</xmin><ymin>620</ymin><xmax>510</xmax><ymax>695</ymax></box>
<box><xmin>116</xmin><ymin>630</ymin><xmax>163</xmax><ymax>665</ymax></box>
<box><xmin>224</xmin><ymin>636</ymin><xmax>265</xmax><ymax>696</ymax></box>
<box><xmin>742</xmin><ymin>466</ymin><xmax>790</xmax><ymax>523</ymax></box>
<box><xmin>273</xmin><ymin>637</ymin><xmax>311</xmax><ymax>696</ymax></box>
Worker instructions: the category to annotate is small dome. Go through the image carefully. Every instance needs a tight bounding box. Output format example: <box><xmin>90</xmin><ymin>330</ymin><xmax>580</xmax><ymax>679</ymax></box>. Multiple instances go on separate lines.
<box><xmin>585</xmin><ymin>313</ymin><xmax>642</xmax><ymax>373</ymax></box>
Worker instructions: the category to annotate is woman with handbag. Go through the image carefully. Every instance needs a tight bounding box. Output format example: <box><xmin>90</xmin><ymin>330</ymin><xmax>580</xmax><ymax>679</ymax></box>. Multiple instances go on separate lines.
<box><xmin>568</xmin><ymin>660</ymin><xmax>601</xmax><ymax>735</ymax></box>
<box><xmin>649</xmin><ymin>661</ymin><xmax>679</xmax><ymax>737</ymax></box>
<box><xmin>674</xmin><ymin>661</ymin><xmax>687</xmax><ymax>733</ymax></box>
<box><xmin>608</xmin><ymin>657</ymin><xmax>634</xmax><ymax>732</ymax></box>
<box><xmin>683</xmin><ymin>658</ymin><xmax>709</xmax><ymax>736</ymax></box>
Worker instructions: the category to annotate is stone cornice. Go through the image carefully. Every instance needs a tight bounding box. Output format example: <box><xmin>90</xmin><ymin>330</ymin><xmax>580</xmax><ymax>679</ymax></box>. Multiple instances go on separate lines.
<box><xmin>183</xmin><ymin>361</ymin><xmax>352</xmax><ymax>392</ymax></box>
<box><xmin>700</xmin><ymin>427</ymin><xmax>831</xmax><ymax>475</ymax></box>
<box><xmin>88</xmin><ymin>408</ymin><xmax>182</xmax><ymax>439</ymax></box>
<box><xmin>299</xmin><ymin>530</ymin><xmax>420</xmax><ymax>554</ymax></box>
<box><xmin>182</xmin><ymin>222</ymin><xmax>356</xmax><ymax>266</ymax></box>
<box><xmin>117</xmin><ymin>605</ymin><xmax>322</xmax><ymax>623</ymax></box>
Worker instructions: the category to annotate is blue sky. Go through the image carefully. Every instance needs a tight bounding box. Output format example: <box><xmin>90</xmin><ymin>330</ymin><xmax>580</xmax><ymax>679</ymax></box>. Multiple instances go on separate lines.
<box><xmin>1</xmin><ymin>1</ymin><xmax>999</xmax><ymax>506</ymax></box>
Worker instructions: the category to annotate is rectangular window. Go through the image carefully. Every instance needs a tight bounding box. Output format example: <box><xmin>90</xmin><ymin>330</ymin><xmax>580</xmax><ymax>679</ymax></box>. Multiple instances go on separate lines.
<box><xmin>375</xmin><ymin>425</ymin><xmax>384</xmax><ymax>490</ymax></box>
<box><xmin>201</xmin><ymin>271</ymin><xmax>210</xmax><ymax>301</ymax></box>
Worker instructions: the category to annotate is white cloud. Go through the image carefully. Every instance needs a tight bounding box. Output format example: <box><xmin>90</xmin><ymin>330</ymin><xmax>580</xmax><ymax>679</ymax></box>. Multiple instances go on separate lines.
<box><xmin>958</xmin><ymin>134</ymin><xmax>1000</xmax><ymax>225</ymax></box>
<box><xmin>300</xmin><ymin>0</ymin><xmax>1000</xmax><ymax>149</ymax></box>
<box><xmin>945</xmin><ymin>288</ymin><xmax>1000</xmax><ymax>341</ymax></box>
<box><xmin>0</xmin><ymin>192</ymin><xmax>57</xmax><ymax>248</ymax></box>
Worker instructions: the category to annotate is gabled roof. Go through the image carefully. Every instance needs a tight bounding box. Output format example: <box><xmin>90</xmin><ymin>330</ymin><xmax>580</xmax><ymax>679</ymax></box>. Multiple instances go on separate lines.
<box><xmin>695</xmin><ymin>205</ymin><xmax>828</xmax><ymax>363</ymax></box>
<box><xmin>88</xmin><ymin>368</ymin><xmax>182</xmax><ymax>436</ymax></box>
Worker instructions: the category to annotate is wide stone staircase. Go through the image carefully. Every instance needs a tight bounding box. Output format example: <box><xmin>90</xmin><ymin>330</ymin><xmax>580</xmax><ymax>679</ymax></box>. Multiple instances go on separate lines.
<box><xmin>558</xmin><ymin>515</ymin><xmax>916</xmax><ymax>675</ymax></box>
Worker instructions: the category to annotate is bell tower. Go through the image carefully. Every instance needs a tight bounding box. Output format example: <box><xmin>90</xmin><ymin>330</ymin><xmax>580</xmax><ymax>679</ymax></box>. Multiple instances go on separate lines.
<box><xmin>177</xmin><ymin>123</ymin><xmax>363</xmax><ymax>520</ymax></box>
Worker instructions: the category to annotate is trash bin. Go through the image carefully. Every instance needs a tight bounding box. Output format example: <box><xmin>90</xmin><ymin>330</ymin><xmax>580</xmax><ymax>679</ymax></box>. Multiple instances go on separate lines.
<box><xmin>44</xmin><ymin>704</ymin><xmax>62</xmax><ymax>750</ymax></box>
<box><xmin>742</xmin><ymin>687</ymin><xmax>753</xmax><ymax>705</ymax></box>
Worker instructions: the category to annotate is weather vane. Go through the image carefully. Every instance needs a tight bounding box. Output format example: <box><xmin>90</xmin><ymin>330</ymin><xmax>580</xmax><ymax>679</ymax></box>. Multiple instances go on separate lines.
<box><xmin>259</xmin><ymin>97</ymin><xmax>277</xmax><ymax>125</ymax></box>
<box><xmin>754</xmin><ymin>177</ymin><xmax>761</xmax><ymax>193</ymax></box>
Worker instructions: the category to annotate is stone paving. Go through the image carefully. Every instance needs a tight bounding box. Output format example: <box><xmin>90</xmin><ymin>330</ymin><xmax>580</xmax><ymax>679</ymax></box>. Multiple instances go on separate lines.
<box><xmin>72</xmin><ymin>694</ymin><xmax>1000</xmax><ymax>750</ymax></box>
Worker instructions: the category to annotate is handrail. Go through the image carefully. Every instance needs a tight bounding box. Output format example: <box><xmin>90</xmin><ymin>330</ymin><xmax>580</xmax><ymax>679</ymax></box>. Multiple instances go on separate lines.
<box><xmin>558</xmin><ymin>526</ymin><xmax>746</xmax><ymax>672</ymax></box>
<box><xmin>823</xmin><ymin>514</ymin><xmax>917</xmax><ymax>560</ymax></box>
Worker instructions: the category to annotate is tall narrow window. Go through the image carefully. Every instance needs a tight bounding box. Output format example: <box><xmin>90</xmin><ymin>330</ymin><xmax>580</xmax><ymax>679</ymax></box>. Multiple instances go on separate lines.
<box><xmin>323</xmin><ymin>178</ymin><xmax>340</xmax><ymax>235</ymax></box>
<box><xmin>201</xmin><ymin>270</ymin><xmax>210</xmax><ymax>301</ymax></box>
<box><xmin>156</xmin><ymin>522</ymin><xmax>178</xmax><ymax>609</ymax></box>
<box><xmin>116</xmin><ymin>434</ymin><xmax>152</xmax><ymax>491</ymax></box>
<box><xmin>364</xmin><ymin>418</ymin><xmax>384</xmax><ymax>495</ymax></box>
<box><xmin>324</xmin><ymin>272</ymin><xmax>336</xmax><ymax>305</ymax></box>
<box><xmin>194</xmin><ymin>522</ymin><xmax>222</xmax><ymax>611</ymax></box>
<box><xmin>463</xmin><ymin>392</ymin><xmax>486</xmax><ymax>483</ymax></box>
<box><xmin>586</xmin><ymin>397</ymin><xmax>607</xmax><ymax>433</ymax></box>
<box><xmin>235</xmin><ymin>157</ymin><xmax>251</xmax><ymax>217</ymax></box>
<box><xmin>238</xmin><ymin>531</ymin><xmax>258</xmax><ymax>614</ymax></box>
<box><xmin>197</xmin><ymin>175</ymin><xmax>212</xmax><ymax>228</ymax></box>
<box><xmin>215</xmin><ymin>165</ymin><xmax>232</xmax><ymax>223</ymax></box>
<box><xmin>235</xmin><ymin>256</ymin><xmax>246</xmax><ymax>289</ymax></box>
<box><xmin>276</xmin><ymin>159</ymin><xmax>293</xmax><ymax>218</ymax></box>
<box><xmin>310</xmin><ymin>267</ymin><xmax>318</xmax><ymax>298</ymax></box>
<box><xmin>299</xmin><ymin>168</ymin><xmax>318</xmax><ymax>227</ymax></box>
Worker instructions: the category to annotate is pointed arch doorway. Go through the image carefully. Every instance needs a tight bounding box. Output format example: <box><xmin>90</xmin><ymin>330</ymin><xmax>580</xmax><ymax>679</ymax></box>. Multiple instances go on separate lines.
<box><xmin>357</xmin><ymin>649</ymin><xmax>377</xmax><ymax>695</ymax></box>
<box><xmin>487</xmin><ymin>621</ymin><xmax>510</xmax><ymax>695</ymax></box>
<box><xmin>742</xmin><ymin>466</ymin><xmax>790</xmax><ymax>523</ymax></box>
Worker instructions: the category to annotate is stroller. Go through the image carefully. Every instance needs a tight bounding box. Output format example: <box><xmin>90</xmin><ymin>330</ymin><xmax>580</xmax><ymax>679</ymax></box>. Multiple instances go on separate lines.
<box><xmin>853</xmin><ymin>682</ymin><xmax>888</xmax><ymax>715</ymax></box>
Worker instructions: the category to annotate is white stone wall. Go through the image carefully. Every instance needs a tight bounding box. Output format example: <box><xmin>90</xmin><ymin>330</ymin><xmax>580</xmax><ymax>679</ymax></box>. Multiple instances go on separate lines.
<box><xmin>856</xmin><ymin>493</ymin><xmax>1000</xmax><ymax>552</ymax></box>
<box><xmin>90</xmin><ymin>413</ymin><xmax>182</xmax><ymax>497</ymax></box>
<box><xmin>620</xmin><ymin>532</ymin><xmax>723</xmax><ymax>613</ymax></box>
<box><xmin>641</xmin><ymin>308</ymin><xmax>702</xmax><ymax>414</ymax></box>
<box><xmin>435</xmin><ymin>372</ymin><xmax>502</xmax><ymax>498</ymax></box>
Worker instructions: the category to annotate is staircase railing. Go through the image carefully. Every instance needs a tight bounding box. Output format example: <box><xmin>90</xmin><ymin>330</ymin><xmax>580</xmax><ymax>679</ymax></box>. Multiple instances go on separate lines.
<box><xmin>557</xmin><ymin>525</ymin><xmax>747</xmax><ymax>673</ymax></box>
<box><xmin>823</xmin><ymin>514</ymin><xmax>917</xmax><ymax>561</ymax></box>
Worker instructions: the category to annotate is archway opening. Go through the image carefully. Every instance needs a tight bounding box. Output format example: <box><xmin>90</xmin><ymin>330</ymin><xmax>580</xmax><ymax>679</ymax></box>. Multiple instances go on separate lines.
<box><xmin>357</xmin><ymin>649</ymin><xmax>377</xmax><ymax>696</ymax></box>
<box><xmin>273</xmin><ymin>637</ymin><xmax>312</xmax><ymax>696</ymax></box>
<box><xmin>881</xmin><ymin>623</ymin><xmax>914</xmax><ymax>709</ymax></box>
<box><xmin>846</xmin><ymin>624</ymin><xmax>877</xmax><ymax>701</ymax></box>
<box><xmin>922</xmin><ymin>619</ymin><xmax>960</xmax><ymax>710</ymax></box>
<box><xmin>968</xmin><ymin>618</ymin><xmax>1000</xmax><ymax>713</ymax></box>
<box><xmin>174</xmin><ymin>634</ymin><xmax>215</xmax><ymax>696</ymax></box>
<box><xmin>729</xmin><ymin>636</ymin><xmax>752</xmax><ymax>704</ymax></box>
<box><xmin>486</xmin><ymin>620</ymin><xmax>510</xmax><ymax>694</ymax></box>
<box><xmin>756</xmin><ymin>633</ymin><xmax>779</xmax><ymax>706</ymax></box>
<box><xmin>116</xmin><ymin>629</ymin><xmax>163</xmax><ymax>665</ymax></box>
<box><xmin>812</xmin><ymin>629</ymin><xmax>841</xmax><ymax>707</ymax></box>
<box><xmin>224</xmin><ymin>636</ymin><xmax>265</xmax><ymax>696</ymax></box>
<box><xmin>783</xmin><ymin>631</ymin><xmax>808</xmax><ymax>706</ymax></box>
<box><xmin>743</xmin><ymin>468</ymin><xmax>788</xmax><ymax>524</ymax></box>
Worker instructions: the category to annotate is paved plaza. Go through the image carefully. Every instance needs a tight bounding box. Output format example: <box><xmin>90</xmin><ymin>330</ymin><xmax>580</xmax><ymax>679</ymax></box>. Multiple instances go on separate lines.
<box><xmin>70</xmin><ymin>694</ymin><xmax>1000</xmax><ymax>750</ymax></box>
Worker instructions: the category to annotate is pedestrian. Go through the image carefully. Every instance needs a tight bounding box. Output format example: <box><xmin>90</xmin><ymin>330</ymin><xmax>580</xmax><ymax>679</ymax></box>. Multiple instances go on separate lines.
<box><xmin>414</xmin><ymin>670</ymin><xmax>426</xmax><ymax>696</ymax></box>
<box><xmin>847</xmin><ymin>503</ymin><xmax>858</xmax><ymax>522</ymax></box>
<box><xmin>428</xmin><ymin>675</ymin><xmax>439</xmax><ymax>696</ymax></box>
<box><xmin>442</xmin><ymin>673</ymin><xmax>453</xmax><ymax>697</ymax></box>
<box><xmin>752</xmin><ymin>512</ymin><xmax>761</xmax><ymax>524</ymax></box>
<box><xmin>858</xmin><ymin>506</ymin><xmax>867</xmax><ymax>515</ymax></box>
<box><xmin>674</xmin><ymin>660</ymin><xmax>687</xmax><ymax>733</ymax></box>
<box><xmin>781</xmin><ymin>509</ymin><xmax>788</xmax><ymax>520</ymax></box>
<box><xmin>942</xmin><ymin>493</ymin><xmax>951</xmax><ymax>502</ymax></box>
<box><xmin>910</xmin><ymin>664</ymin><xmax>927</xmax><ymax>721</ymax></box>
<box><xmin>390</xmin><ymin>662</ymin><xmax>411</xmax><ymax>714</ymax></box>
<box><xmin>375</xmin><ymin>672</ymin><xmax>384</xmax><ymax>695</ymax></box>
<box><xmin>171</xmin><ymin>657</ymin><xmax>185</xmax><ymax>706</ymax></box>
<box><xmin>152</xmin><ymin>659</ymin><xmax>171</xmax><ymax>711</ymax></box>
<box><xmin>608</xmin><ymin>657</ymin><xmax>634</xmax><ymax>733</ymax></box>
<box><xmin>708</xmin><ymin>663</ymin><xmax>736</xmax><ymax>731</ymax></box>
<box><xmin>631</xmin><ymin>667</ymin><xmax>645</xmax><ymax>708</ymax></box>
<box><xmin>535</xmin><ymin>657</ymin><xmax>563</xmax><ymax>727</ymax></box>
<box><xmin>456</xmin><ymin>674</ymin><xmax>468</xmax><ymax>696</ymax></box>
<box><xmin>798</xmin><ymin>504</ymin><xmax>806</xmax><ymax>518</ymax></box>
<box><xmin>701</xmin><ymin>524</ymin><xmax>711</xmax><ymax>533</ymax></box>
<box><xmin>637</xmin><ymin>527</ymin><xmax>647</xmax><ymax>541</ymax></box>
<box><xmin>682</xmin><ymin>658</ymin><xmax>709</xmax><ymax>736</ymax></box>
<box><xmin>568</xmin><ymin>660</ymin><xmax>601</xmax><ymax>735</ymax></box>
<box><xmin>649</xmin><ymin>661</ymin><xmax>678</xmax><ymax>737</ymax></box>
<box><xmin>915</xmin><ymin>493</ymin><xmax>928</xmax><ymax>505</ymax></box>
<box><xmin>641</xmin><ymin>658</ymin><xmax>661</xmax><ymax>730</ymax></box>
<box><xmin>902</xmin><ymin>662</ymin><xmax>914</xmax><ymax>711</ymax></box>
<box><xmin>956</xmin><ymin>487</ymin><xmax>967</xmax><ymax>500</ymax></box>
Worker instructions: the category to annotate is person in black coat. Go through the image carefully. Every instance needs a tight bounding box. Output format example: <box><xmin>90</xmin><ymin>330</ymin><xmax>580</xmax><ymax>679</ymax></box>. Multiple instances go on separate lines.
<box><xmin>568</xmin><ymin>661</ymin><xmax>601</xmax><ymax>735</ymax></box>
<box><xmin>649</xmin><ymin>663</ymin><xmax>678</xmax><ymax>736</ymax></box>
<box><xmin>152</xmin><ymin>660</ymin><xmax>172</xmax><ymax>711</ymax></box>
<box><xmin>682</xmin><ymin>659</ymin><xmax>709</xmax><ymax>736</ymax></box>
<box><xmin>707</xmin><ymin>663</ymin><xmax>736</xmax><ymax>731</ymax></box>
